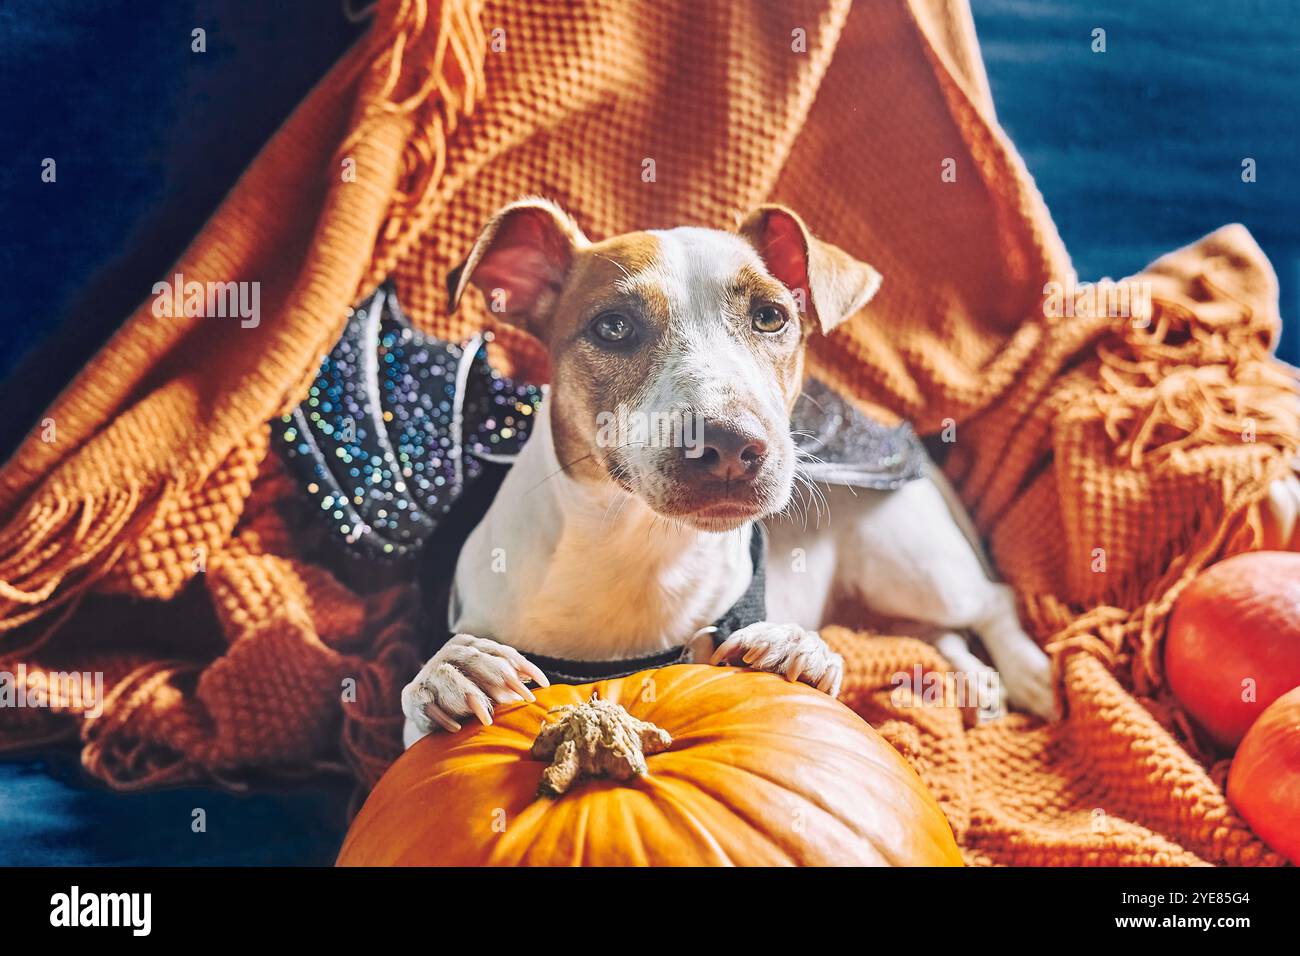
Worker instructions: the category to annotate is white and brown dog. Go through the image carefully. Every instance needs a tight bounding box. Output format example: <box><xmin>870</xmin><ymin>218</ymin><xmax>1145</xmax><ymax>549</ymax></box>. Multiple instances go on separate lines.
<box><xmin>402</xmin><ymin>198</ymin><xmax>1055</xmax><ymax>746</ymax></box>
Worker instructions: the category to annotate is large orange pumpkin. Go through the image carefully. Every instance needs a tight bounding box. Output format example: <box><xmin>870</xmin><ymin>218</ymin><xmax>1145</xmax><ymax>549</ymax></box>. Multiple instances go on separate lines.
<box><xmin>1165</xmin><ymin>551</ymin><xmax>1300</xmax><ymax>749</ymax></box>
<box><xmin>1227</xmin><ymin>685</ymin><xmax>1300</xmax><ymax>864</ymax></box>
<box><xmin>338</xmin><ymin>664</ymin><xmax>962</xmax><ymax>866</ymax></box>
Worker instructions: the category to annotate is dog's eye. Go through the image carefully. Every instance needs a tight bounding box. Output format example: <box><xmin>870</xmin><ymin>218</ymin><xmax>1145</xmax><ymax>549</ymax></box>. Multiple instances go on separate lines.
<box><xmin>589</xmin><ymin>312</ymin><xmax>635</xmax><ymax>345</ymax></box>
<box><xmin>751</xmin><ymin>305</ymin><xmax>788</xmax><ymax>334</ymax></box>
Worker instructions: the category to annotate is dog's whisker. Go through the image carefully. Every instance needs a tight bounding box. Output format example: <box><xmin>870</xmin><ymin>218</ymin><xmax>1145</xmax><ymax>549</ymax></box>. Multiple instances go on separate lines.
<box><xmin>795</xmin><ymin>392</ymin><xmax>829</xmax><ymax>415</ymax></box>
<box><xmin>593</xmin><ymin>252</ymin><xmax>636</xmax><ymax>283</ymax></box>
<box><xmin>790</xmin><ymin>470</ymin><xmax>829</xmax><ymax>530</ymax></box>
<box><xmin>811</xmin><ymin>477</ymin><xmax>831</xmax><ymax>526</ymax></box>
<box><xmin>525</xmin><ymin>451</ymin><xmax>597</xmax><ymax>494</ymax></box>
<box><xmin>804</xmin><ymin>482</ymin><xmax>821</xmax><ymax>531</ymax></box>
<box><xmin>787</xmin><ymin>477</ymin><xmax>811</xmax><ymax>531</ymax></box>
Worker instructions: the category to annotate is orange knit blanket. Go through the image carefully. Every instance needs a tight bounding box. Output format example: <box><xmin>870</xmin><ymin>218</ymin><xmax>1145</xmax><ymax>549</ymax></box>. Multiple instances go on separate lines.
<box><xmin>2</xmin><ymin>0</ymin><xmax>1297</xmax><ymax>865</ymax></box>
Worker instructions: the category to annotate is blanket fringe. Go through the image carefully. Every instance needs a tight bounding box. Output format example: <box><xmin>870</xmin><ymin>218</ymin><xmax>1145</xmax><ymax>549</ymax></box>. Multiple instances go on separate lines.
<box><xmin>344</xmin><ymin>0</ymin><xmax>488</xmax><ymax>286</ymax></box>
<box><xmin>1094</xmin><ymin>296</ymin><xmax>1298</xmax><ymax>468</ymax></box>
<box><xmin>0</xmin><ymin>480</ymin><xmax>164</xmax><ymax>632</ymax></box>
<box><xmin>1039</xmin><ymin>289</ymin><xmax>1300</xmax><ymax>697</ymax></box>
<box><xmin>80</xmin><ymin>661</ymin><xmax>205</xmax><ymax>790</ymax></box>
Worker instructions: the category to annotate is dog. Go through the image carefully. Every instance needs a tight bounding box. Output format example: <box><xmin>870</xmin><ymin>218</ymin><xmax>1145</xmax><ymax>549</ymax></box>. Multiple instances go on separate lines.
<box><xmin>401</xmin><ymin>198</ymin><xmax>1055</xmax><ymax>746</ymax></box>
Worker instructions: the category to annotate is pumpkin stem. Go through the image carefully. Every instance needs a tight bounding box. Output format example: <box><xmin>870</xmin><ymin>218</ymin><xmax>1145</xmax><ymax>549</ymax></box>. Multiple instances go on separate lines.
<box><xmin>530</xmin><ymin>693</ymin><xmax>672</xmax><ymax>796</ymax></box>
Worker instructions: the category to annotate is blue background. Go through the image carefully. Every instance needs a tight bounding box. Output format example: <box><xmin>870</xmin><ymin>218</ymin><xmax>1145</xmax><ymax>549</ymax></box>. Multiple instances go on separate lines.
<box><xmin>976</xmin><ymin>0</ymin><xmax>1299</xmax><ymax>353</ymax></box>
<box><xmin>0</xmin><ymin>0</ymin><xmax>1297</xmax><ymax>864</ymax></box>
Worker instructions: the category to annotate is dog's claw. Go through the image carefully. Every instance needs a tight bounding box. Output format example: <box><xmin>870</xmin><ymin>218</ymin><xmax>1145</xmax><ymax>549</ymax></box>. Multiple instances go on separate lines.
<box><xmin>501</xmin><ymin>670</ymin><xmax>536</xmax><ymax>702</ymax></box>
<box><xmin>784</xmin><ymin>652</ymin><xmax>806</xmax><ymax>683</ymax></box>
<box><xmin>709</xmin><ymin>635</ymin><xmax>742</xmax><ymax>665</ymax></box>
<box><xmin>513</xmin><ymin>654</ymin><xmax>550</xmax><ymax>688</ymax></box>
<box><xmin>424</xmin><ymin>701</ymin><xmax>461</xmax><ymax>734</ymax></box>
<box><xmin>466</xmin><ymin>693</ymin><xmax>493</xmax><ymax>726</ymax></box>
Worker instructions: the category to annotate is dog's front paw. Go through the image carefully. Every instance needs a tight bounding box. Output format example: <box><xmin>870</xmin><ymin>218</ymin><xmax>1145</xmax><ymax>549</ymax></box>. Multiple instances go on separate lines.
<box><xmin>710</xmin><ymin>622</ymin><xmax>843</xmax><ymax>697</ymax></box>
<box><xmin>402</xmin><ymin>634</ymin><xmax>550</xmax><ymax>737</ymax></box>
<box><xmin>989</xmin><ymin>639</ymin><xmax>1058</xmax><ymax>721</ymax></box>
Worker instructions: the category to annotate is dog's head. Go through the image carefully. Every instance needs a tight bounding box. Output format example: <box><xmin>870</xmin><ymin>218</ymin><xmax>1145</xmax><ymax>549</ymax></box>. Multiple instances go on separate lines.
<box><xmin>451</xmin><ymin>198</ymin><xmax>881</xmax><ymax>532</ymax></box>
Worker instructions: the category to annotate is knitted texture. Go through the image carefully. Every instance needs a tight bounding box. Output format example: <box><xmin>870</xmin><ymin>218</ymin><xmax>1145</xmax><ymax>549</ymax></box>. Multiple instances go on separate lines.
<box><xmin>1</xmin><ymin>0</ymin><xmax>1298</xmax><ymax>864</ymax></box>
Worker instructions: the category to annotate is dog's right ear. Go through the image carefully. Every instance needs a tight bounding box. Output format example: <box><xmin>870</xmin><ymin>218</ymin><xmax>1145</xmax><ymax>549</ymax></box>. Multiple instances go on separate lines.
<box><xmin>448</xmin><ymin>197</ymin><xmax>588</xmax><ymax>337</ymax></box>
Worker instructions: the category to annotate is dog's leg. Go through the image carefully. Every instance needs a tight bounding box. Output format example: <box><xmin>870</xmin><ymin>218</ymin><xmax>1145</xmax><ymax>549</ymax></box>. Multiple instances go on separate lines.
<box><xmin>923</xmin><ymin>469</ymin><xmax>1058</xmax><ymax>720</ymax></box>
<box><xmin>401</xmin><ymin>634</ymin><xmax>550</xmax><ymax>747</ymax></box>
<box><xmin>710</xmin><ymin>622</ymin><xmax>844</xmax><ymax>697</ymax></box>
<box><xmin>827</xmin><ymin>479</ymin><xmax>1057</xmax><ymax>719</ymax></box>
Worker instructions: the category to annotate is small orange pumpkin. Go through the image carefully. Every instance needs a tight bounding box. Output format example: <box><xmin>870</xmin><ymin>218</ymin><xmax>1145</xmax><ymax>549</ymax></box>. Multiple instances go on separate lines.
<box><xmin>338</xmin><ymin>664</ymin><xmax>962</xmax><ymax>866</ymax></box>
<box><xmin>1227</xmin><ymin>684</ymin><xmax>1300</xmax><ymax>864</ymax></box>
<box><xmin>1165</xmin><ymin>551</ymin><xmax>1300</xmax><ymax>749</ymax></box>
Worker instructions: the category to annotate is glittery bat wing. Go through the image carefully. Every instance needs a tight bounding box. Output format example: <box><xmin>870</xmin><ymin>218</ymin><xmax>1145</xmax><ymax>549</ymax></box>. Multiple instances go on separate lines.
<box><xmin>276</xmin><ymin>285</ymin><xmax>542</xmax><ymax>583</ymax></box>
<box><xmin>790</xmin><ymin>377</ymin><xmax>929</xmax><ymax>490</ymax></box>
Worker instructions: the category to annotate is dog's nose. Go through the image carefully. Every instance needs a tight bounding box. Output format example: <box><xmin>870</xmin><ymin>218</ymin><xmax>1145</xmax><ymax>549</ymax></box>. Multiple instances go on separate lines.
<box><xmin>688</xmin><ymin>421</ymin><xmax>768</xmax><ymax>480</ymax></box>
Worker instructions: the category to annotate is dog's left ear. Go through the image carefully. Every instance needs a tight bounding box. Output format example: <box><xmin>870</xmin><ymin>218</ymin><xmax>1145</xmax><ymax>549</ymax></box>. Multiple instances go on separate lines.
<box><xmin>739</xmin><ymin>205</ymin><xmax>881</xmax><ymax>334</ymax></box>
